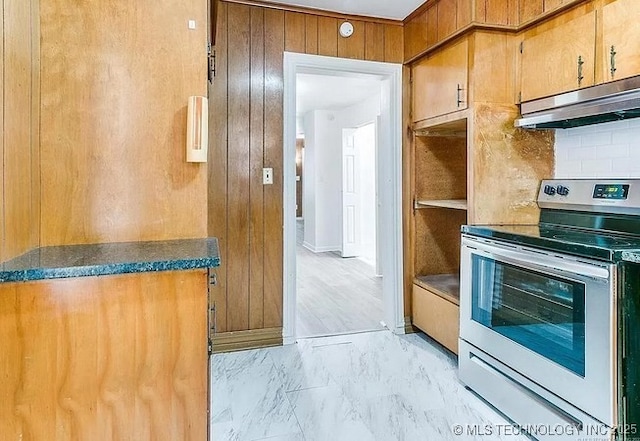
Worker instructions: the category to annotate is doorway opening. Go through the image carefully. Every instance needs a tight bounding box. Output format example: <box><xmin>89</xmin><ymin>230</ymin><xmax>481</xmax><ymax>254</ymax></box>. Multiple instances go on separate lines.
<box><xmin>283</xmin><ymin>53</ymin><xmax>403</xmax><ymax>343</ymax></box>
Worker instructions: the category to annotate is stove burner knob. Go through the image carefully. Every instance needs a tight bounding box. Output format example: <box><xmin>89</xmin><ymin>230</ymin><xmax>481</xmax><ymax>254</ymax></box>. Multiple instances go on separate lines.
<box><xmin>544</xmin><ymin>185</ymin><xmax>556</xmax><ymax>196</ymax></box>
<box><xmin>556</xmin><ymin>185</ymin><xmax>570</xmax><ymax>196</ymax></box>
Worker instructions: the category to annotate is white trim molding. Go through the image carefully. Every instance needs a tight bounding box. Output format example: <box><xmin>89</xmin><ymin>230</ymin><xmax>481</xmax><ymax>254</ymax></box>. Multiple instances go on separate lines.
<box><xmin>283</xmin><ymin>52</ymin><xmax>404</xmax><ymax>344</ymax></box>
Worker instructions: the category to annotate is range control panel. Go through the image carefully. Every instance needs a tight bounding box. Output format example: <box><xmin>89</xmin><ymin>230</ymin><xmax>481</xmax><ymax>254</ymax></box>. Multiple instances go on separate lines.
<box><xmin>538</xmin><ymin>179</ymin><xmax>640</xmax><ymax>215</ymax></box>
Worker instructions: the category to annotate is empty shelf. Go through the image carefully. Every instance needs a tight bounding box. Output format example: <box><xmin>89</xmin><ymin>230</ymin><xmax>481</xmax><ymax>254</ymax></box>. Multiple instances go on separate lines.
<box><xmin>414</xmin><ymin>274</ymin><xmax>460</xmax><ymax>305</ymax></box>
<box><xmin>414</xmin><ymin>199</ymin><xmax>468</xmax><ymax>210</ymax></box>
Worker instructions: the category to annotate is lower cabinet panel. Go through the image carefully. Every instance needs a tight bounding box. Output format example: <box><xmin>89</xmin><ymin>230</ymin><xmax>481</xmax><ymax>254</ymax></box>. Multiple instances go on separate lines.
<box><xmin>0</xmin><ymin>270</ymin><xmax>208</xmax><ymax>441</ymax></box>
<box><xmin>412</xmin><ymin>283</ymin><xmax>460</xmax><ymax>354</ymax></box>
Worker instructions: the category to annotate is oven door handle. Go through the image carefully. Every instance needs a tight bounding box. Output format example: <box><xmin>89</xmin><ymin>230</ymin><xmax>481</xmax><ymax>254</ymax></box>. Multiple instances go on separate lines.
<box><xmin>462</xmin><ymin>239</ymin><xmax>610</xmax><ymax>280</ymax></box>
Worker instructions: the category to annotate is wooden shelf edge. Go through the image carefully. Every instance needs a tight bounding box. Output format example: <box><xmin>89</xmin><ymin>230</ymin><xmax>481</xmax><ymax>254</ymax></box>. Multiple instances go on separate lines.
<box><xmin>415</xmin><ymin>199</ymin><xmax>468</xmax><ymax>211</ymax></box>
<box><xmin>412</xmin><ymin>111</ymin><xmax>469</xmax><ymax>135</ymax></box>
<box><xmin>414</xmin><ymin>274</ymin><xmax>460</xmax><ymax>305</ymax></box>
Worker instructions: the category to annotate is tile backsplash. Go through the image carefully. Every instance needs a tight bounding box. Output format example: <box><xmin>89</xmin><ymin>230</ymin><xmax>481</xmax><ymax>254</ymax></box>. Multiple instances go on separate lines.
<box><xmin>555</xmin><ymin>119</ymin><xmax>640</xmax><ymax>178</ymax></box>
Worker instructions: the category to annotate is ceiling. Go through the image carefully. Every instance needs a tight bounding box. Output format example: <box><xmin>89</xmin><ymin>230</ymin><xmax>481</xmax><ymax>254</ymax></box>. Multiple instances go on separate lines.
<box><xmin>264</xmin><ymin>0</ymin><xmax>424</xmax><ymax>20</ymax></box>
<box><xmin>296</xmin><ymin>73</ymin><xmax>382</xmax><ymax>116</ymax></box>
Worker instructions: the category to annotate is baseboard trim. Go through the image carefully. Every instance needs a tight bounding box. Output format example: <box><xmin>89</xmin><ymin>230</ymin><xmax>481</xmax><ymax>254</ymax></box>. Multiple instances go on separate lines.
<box><xmin>404</xmin><ymin>316</ymin><xmax>419</xmax><ymax>334</ymax></box>
<box><xmin>302</xmin><ymin>242</ymin><xmax>341</xmax><ymax>253</ymax></box>
<box><xmin>212</xmin><ymin>327</ymin><xmax>283</xmax><ymax>353</ymax></box>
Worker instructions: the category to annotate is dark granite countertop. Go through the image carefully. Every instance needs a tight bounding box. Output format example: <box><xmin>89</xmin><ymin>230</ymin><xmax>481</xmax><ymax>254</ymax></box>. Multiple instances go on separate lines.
<box><xmin>621</xmin><ymin>251</ymin><xmax>640</xmax><ymax>263</ymax></box>
<box><xmin>0</xmin><ymin>238</ymin><xmax>220</xmax><ymax>282</ymax></box>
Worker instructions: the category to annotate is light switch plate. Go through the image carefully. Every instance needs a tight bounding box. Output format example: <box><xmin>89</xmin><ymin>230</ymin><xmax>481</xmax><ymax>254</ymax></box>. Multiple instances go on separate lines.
<box><xmin>188</xmin><ymin>20</ymin><xmax>196</xmax><ymax>29</ymax></box>
<box><xmin>263</xmin><ymin>168</ymin><xmax>273</xmax><ymax>185</ymax></box>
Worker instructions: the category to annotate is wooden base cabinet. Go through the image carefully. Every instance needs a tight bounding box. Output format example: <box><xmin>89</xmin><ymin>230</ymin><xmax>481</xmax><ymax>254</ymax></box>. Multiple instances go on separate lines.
<box><xmin>412</xmin><ymin>280</ymin><xmax>460</xmax><ymax>354</ymax></box>
<box><xmin>0</xmin><ymin>270</ymin><xmax>209</xmax><ymax>441</ymax></box>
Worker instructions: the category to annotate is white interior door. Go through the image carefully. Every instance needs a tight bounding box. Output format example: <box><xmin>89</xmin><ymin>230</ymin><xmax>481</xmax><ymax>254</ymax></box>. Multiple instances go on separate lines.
<box><xmin>342</xmin><ymin>128</ymin><xmax>360</xmax><ymax>258</ymax></box>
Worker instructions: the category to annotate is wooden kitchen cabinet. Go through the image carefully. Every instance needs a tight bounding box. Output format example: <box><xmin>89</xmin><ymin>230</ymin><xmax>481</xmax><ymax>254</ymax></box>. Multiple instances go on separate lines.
<box><xmin>520</xmin><ymin>10</ymin><xmax>596</xmax><ymax>101</ymax></box>
<box><xmin>601</xmin><ymin>0</ymin><xmax>640</xmax><ymax>83</ymax></box>
<box><xmin>412</xmin><ymin>38</ymin><xmax>468</xmax><ymax>122</ymax></box>
<box><xmin>0</xmin><ymin>271</ymin><xmax>209</xmax><ymax>441</ymax></box>
<box><xmin>412</xmin><ymin>281</ymin><xmax>459</xmax><ymax>353</ymax></box>
<box><xmin>408</xmin><ymin>30</ymin><xmax>554</xmax><ymax>354</ymax></box>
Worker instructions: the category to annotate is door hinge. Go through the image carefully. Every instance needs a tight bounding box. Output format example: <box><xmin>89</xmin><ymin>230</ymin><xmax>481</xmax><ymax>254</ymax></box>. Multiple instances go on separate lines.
<box><xmin>210</xmin><ymin>270</ymin><xmax>218</xmax><ymax>287</ymax></box>
<box><xmin>518</xmin><ymin>91</ymin><xmax>522</xmax><ymax>104</ymax></box>
<box><xmin>208</xmin><ymin>42</ymin><xmax>216</xmax><ymax>81</ymax></box>
<box><xmin>519</xmin><ymin>41</ymin><xmax>523</xmax><ymax>54</ymax></box>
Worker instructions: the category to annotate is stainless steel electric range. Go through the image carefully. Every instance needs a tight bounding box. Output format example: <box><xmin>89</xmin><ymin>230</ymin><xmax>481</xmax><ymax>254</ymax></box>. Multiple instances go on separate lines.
<box><xmin>459</xmin><ymin>179</ymin><xmax>640</xmax><ymax>441</ymax></box>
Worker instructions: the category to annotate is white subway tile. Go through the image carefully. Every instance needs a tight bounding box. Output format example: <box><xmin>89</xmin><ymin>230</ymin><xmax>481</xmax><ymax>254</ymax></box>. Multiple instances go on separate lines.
<box><xmin>581</xmin><ymin>159</ymin><xmax>613</xmax><ymax>175</ymax></box>
<box><xmin>555</xmin><ymin>160</ymin><xmax>582</xmax><ymax>178</ymax></box>
<box><xmin>579</xmin><ymin>131</ymin><xmax>612</xmax><ymax>147</ymax></box>
<box><xmin>596</xmin><ymin>143</ymin><xmax>629</xmax><ymax>159</ymax></box>
<box><xmin>567</xmin><ymin>146</ymin><xmax>597</xmax><ymax>160</ymax></box>
<box><xmin>626</xmin><ymin>118</ymin><xmax>640</xmax><ymax>129</ymax></box>
<box><xmin>554</xmin><ymin>121</ymin><xmax>640</xmax><ymax>179</ymax></box>
<box><xmin>611</xmin><ymin>130</ymin><xmax>635</xmax><ymax>145</ymax></box>
<box><xmin>554</xmin><ymin>145</ymin><xmax>570</xmax><ymax>161</ymax></box>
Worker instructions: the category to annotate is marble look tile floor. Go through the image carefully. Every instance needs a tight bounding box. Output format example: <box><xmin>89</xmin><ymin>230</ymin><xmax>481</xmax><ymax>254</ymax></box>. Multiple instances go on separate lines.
<box><xmin>211</xmin><ymin>330</ymin><xmax>530</xmax><ymax>441</ymax></box>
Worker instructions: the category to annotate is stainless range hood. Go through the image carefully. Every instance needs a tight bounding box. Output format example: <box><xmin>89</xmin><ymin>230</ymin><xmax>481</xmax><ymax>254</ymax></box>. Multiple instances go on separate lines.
<box><xmin>515</xmin><ymin>75</ymin><xmax>640</xmax><ymax>129</ymax></box>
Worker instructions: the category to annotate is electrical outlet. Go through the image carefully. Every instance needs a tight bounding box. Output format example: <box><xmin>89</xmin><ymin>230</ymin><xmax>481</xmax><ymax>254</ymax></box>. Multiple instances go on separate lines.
<box><xmin>263</xmin><ymin>168</ymin><xmax>273</xmax><ymax>185</ymax></box>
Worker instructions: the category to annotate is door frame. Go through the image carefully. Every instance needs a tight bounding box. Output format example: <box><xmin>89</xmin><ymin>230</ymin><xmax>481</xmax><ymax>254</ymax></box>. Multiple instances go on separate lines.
<box><xmin>282</xmin><ymin>52</ymin><xmax>404</xmax><ymax>344</ymax></box>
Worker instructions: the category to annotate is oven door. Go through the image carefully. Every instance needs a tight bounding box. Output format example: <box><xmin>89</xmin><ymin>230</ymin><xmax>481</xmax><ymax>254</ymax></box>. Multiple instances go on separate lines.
<box><xmin>460</xmin><ymin>235</ymin><xmax>616</xmax><ymax>426</ymax></box>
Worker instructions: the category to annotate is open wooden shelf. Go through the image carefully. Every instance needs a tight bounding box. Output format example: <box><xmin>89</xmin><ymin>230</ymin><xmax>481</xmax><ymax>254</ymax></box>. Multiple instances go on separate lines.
<box><xmin>414</xmin><ymin>199</ymin><xmax>468</xmax><ymax>210</ymax></box>
<box><xmin>414</xmin><ymin>274</ymin><xmax>460</xmax><ymax>305</ymax></box>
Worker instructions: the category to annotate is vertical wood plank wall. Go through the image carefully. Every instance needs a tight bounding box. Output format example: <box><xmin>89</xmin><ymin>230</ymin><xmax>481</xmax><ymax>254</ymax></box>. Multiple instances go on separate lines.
<box><xmin>38</xmin><ymin>0</ymin><xmax>209</xmax><ymax>246</ymax></box>
<box><xmin>209</xmin><ymin>1</ymin><xmax>403</xmax><ymax>333</ymax></box>
<box><xmin>1</xmin><ymin>0</ymin><xmax>40</xmax><ymax>262</ymax></box>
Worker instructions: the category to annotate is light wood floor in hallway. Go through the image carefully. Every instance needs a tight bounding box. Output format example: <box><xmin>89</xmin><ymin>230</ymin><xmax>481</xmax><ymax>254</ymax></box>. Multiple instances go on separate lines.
<box><xmin>296</xmin><ymin>220</ymin><xmax>384</xmax><ymax>338</ymax></box>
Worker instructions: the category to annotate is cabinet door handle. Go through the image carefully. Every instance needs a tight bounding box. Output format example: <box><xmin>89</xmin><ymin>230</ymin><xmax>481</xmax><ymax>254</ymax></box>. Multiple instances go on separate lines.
<box><xmin>610</xmin><ymin>45</ymin><xmax>617</xmax><ymax>79</ymax></box>
<box><xmin>456</xmin><ymin>84</ymin><xmax>464</xmax><ymax>107</ymax></box>
<box><xmin>577</xmin><ymin>55</ymin><xmax>584</xmax><ymax>87</ymax></box>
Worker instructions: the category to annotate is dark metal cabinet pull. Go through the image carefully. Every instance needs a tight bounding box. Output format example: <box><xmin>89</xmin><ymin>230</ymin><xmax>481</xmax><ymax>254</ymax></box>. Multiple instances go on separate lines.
<box><xmin>610</xmin><ymin>45</ymin><xmax>617</xmax><ymax>79</ymax></box>
<box><xmin>577</xmin><ymin>55</ymin><xmax>584</xmax><ymax>86</ymax></box>
<box><xmin>456</xmin><ymin>84</ymin><xmax>464</xmax><ymax>107</ymax></box>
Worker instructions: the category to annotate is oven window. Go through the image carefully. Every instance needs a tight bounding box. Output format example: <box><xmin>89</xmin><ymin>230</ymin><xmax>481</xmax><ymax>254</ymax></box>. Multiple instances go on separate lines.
<box><xmin>471</xmin><ymin>255</ymin><xmax>586</xmax><ymax>376</ymax></box>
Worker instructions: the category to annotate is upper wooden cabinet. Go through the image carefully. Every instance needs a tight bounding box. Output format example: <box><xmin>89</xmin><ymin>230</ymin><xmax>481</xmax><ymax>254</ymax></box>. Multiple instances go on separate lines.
<box><xmin>412</xmin><ymin>38</ymin><xmax>468</xmax><ymax>122</ymax></box>
<box><xmin>520</xmin><ymin>11</ymin><xmax>596</xmax><ymax>101</ymax></box>
<box><xmin>601</xmin><ymin>0</ymin><xmax>640</xmax><ymax>83</ymax></box>
<box><xmin>411</xmin><ymin>32</ymin><xmax>515</xmax><ymax>123</ymax></box>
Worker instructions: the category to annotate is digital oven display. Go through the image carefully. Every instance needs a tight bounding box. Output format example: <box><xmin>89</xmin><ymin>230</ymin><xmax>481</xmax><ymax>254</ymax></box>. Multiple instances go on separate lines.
<box><xmin>593</xmin><ymin>184</ymin><xmax>630</xmax><ymax>200</ymax></box>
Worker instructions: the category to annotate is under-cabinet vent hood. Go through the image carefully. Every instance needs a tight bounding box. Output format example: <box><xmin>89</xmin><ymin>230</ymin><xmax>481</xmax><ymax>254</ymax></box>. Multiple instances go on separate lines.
<box><xmin>515</xmin><ymin>75</ymin><xmax>640</xmax><ymax>129</ymax></box>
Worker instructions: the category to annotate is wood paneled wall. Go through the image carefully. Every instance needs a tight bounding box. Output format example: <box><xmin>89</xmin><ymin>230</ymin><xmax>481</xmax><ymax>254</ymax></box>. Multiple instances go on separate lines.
<box><xmin>0</xmin><ymin>270</ymin><xmax>208</xmax><ymax>440</ymax></box>
<box><xmin>209</xmin><ymin>1</ymin><xmax>403</xmax><ymax>333</ymax></box>
<box><xmin>1</xmin><ymin>0</ymin><xmax>40</xmax><ymax>262</ymax></box>
<box><xmin>38</xmin><ymin>0</ymin><xmax>209</xmax><ymax>246</ymax></box>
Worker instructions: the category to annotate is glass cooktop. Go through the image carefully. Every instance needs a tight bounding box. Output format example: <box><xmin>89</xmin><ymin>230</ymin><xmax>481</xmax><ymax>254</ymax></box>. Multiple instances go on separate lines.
<box><xmin>461</xmin><ymin>223</ymin><xmax>640</xmax><ymax>262</ymax></box>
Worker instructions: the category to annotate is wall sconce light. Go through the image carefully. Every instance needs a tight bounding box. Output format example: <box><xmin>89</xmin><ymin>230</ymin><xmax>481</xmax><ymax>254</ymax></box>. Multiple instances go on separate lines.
<box><xmin>186</xmin><ymin>96</ymin><xmax>208</xmax><ymax>163</ymax></box>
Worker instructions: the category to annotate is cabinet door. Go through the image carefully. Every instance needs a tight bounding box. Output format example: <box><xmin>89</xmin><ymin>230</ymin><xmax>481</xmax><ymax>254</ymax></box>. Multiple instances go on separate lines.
<box><xmin>412</xmin><ymin>38</ymin><xmax>468</xmax><ymax>122</ymax></box>
<box><xmin>520</xmin><ymin>11</ymin><xmax>596</xmax><ymax>101</ymax></box>
<box><xmin>602</xmin><ymin>0</ymin><xmax>640</xmax><ymax>83</ymax></box>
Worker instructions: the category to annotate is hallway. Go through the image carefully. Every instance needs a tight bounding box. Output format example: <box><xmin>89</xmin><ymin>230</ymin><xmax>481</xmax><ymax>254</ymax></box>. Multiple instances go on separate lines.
<box><xmin>296</xmin><ymin>220</ymin><xmax>384</xmax><ymax>337</ymax></box>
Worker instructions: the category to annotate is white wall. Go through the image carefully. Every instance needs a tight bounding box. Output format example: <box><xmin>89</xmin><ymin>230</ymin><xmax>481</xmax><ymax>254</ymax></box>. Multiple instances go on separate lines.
<box><xmin>302</xmin><ymin>109</ymin><xmax>342</xmax><ymax>252</ymax></box>
<box><xmin>302</xmin><ymin>89</ymin><xmax>383</xmax><ymax>254</ymax></box>
<box><xmin>555</xmin><ymin>119</ymin><xmax>640</xmax><ymax>178</ymax></box>
<box><xmin>302</xmin><ymin>90</ymin><xmax>380</xmax><ymax>252</ymax></box>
